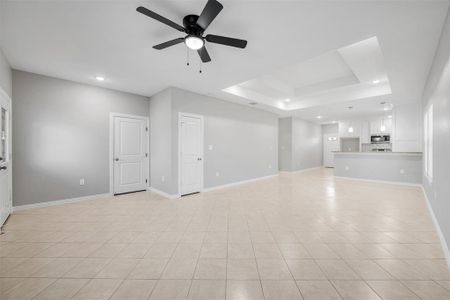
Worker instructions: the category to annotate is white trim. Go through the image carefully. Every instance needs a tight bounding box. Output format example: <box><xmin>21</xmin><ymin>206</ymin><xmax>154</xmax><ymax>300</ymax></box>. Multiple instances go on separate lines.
<box><xmin>202</xmin><ymin>174</ymin><xmax>278</xmax><ymax>192</ymax></box>
<box><xmin>0</xmin><ymin>86</ymin><xmax>12</xmax><ymax>226</ymax></box>
<box><xmin>334</xmin><ymin>176</ymin><xmax>422</xmax><ymax>187</ymax></box>
<box><xmin>109</xmin><ymin>112</ymin><xmax>149</xmax><ymax>195</ymax></box>
<box><xmin>279</xmin><ymin>166</ymin><xmax>323</xmax><ymax>174</ymax></box>
<box><xmin>13</xmin><ymin>193</ymin><xmax>111</xmax><ymax>212</ymax></box>
<box><xmin>147</xmin><ymin>187</ymin><xmax>180</xmax><ymax>199</ymax></box>
<box><xmin>178</xmin><ymin>112</ymin><xmax>204</xmax><ymax>196</ymax></box>
<box><xmin>421</xmin><ymin>185</ymin><xmax>450</xmax><ymax>268</ymax></box>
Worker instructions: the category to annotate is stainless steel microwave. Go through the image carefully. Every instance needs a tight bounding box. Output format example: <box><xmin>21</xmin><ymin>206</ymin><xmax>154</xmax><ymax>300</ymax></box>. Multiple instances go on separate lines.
<box><xmin>371</xmin><ymin>135</ymin><xmax>390</xmax><ymax>144</ymax></box>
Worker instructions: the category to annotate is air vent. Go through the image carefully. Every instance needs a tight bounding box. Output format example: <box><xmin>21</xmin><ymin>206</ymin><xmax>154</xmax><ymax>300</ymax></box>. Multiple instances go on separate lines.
<box><xmin>249</xmin><ymin>102</ymin><xmax>258</xmax><ymax>105</ymax></box>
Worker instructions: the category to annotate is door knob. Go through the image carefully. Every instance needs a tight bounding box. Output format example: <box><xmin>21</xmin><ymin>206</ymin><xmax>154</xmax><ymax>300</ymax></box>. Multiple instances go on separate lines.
<box><xmin>0</xmin><ymin>166</ymin><xmax>6</xmax><ymax>171</ymax></box>
<box><xmin>114</xmin><ymin>158</ymin><xmax>119</xmax><ymax>161</ymax></box>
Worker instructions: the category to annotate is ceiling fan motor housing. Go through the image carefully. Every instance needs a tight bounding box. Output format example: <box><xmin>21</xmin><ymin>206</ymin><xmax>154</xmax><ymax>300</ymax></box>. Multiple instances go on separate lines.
<box><xmin>183</xmin><ymin>15</ymin><xmax>204</xmax><ymax>37</ymax></box>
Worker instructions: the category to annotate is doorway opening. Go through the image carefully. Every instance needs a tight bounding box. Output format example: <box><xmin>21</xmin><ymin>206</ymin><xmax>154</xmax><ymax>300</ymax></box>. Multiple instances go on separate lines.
<box><xmin>323</xmin><ymin>134</ymin><xmax>339</xmax><ymax>168</ymax></box>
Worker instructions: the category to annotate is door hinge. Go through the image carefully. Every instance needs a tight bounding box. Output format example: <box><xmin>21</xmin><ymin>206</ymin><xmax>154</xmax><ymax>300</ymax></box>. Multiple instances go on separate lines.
<box><xmin>145</xmin><ymin>179</ymin><xmax>148</xmax><ymax>183</ymax></box>
<box><xmin>145</xmin><ymin>126</ymin><xmax>148</xmax><ymax>132</ymax></box>
<box><xmin>145</xmin><ymin>153</ymin><xmax>148</xmax><ymax>157</ymax></box>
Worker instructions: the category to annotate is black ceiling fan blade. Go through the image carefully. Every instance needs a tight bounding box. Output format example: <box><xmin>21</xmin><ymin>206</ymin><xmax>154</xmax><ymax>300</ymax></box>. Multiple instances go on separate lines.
<box><xmin>136</xmin><ymin>6</ymin><xmax>185</xmax><ymax>32</ymax></box>
<box><xmin>197</xmin><ymin>47</ymin><xmax>212</xmax><ymax>63</ymax></box>
<box><xmin>153</xmin><ymin>38</ymin><xmax>185</xmax><ymax>50</ymax></box>
<box><xmin>205</xmin><ymin>34</ymin><xmax>247</xmax><ymax>48</ymax></box>
<box><xmin>196</xmin><ymin>0</ymin><xmax>223</xmax><ymax>31</ymax></box>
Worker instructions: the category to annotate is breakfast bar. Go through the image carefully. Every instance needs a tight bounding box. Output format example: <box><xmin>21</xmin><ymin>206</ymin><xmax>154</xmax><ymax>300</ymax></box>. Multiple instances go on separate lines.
<box><xmin>333</xmin><ymin>151</ymin><xmax>423</xmax><ymax>184</ymax></box>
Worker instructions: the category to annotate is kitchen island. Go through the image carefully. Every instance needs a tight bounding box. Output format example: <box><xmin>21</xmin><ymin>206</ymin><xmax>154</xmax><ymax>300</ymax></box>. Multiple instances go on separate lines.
<box><xmin>333</xmin><ymin>151</ymin><xmax>422</xmax><ymax>185</ymax></box>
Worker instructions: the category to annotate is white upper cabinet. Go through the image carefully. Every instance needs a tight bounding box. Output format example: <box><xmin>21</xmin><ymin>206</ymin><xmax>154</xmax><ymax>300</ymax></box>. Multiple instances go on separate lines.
<box><xmin>370</xmin><ymin>118</ymin><xmax>392</xmax><ymax>135</ymax></box>
<box><xmin>361</xmin><ymin>121</ymin><xmax>370</xmax><ymax>143</ymax></box>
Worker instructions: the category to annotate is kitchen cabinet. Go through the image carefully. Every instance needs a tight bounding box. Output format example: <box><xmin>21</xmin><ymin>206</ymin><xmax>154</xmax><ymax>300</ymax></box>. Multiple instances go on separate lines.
<box><xmin>370</xmin><ymin>118</ymin><xmax>392</xmax><ymax>135</ymax></box>
<box><xmin>361</xmin><ymin>121</ymin><xmax>370</xmax><ymax>144</ymax></box>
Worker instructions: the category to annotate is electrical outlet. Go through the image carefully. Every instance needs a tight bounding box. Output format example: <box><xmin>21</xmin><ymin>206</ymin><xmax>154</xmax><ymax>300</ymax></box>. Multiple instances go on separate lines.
<box><xmin>399</xmin><ymin>169</ymin><xmax>405</xmax><ymax>174</ymax></box>
<box><xmin>268</xmin><ymin>164</ymin><xmax>272</xmax><ymax>169</ymax></box>
<box><xmin>161</xmin><ymin>176</ymin><xmax>165</xmax><ymax>182</ymax></box>
<box><xmin>345</xmin><ymin>166</ymin><xmax>350</xmax><ymax>171</ymax></box>
<box><xmin>208</xmin><ymin>145</ymin><xmax>213</xmax><ymax>150</ymax></box>
<box><xmin>215</xmin><ymin>172</ymin><xmax>220</xmax><ymax>177</ymax></box>
<box><xmin>79</xmin><ymin>178</ymin><xmax>85</xmax><ymax>186</ymax></box>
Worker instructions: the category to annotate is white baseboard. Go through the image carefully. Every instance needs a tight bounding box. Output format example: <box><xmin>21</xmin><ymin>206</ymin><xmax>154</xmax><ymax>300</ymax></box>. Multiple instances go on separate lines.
<box><xmin>280</xmin><ymin>166</ymin><xmax>323</xmax><ymax>174</ymax></box>
<box><xmin>421</xmin><ymin>186</ymin><xmax>450</xmax><ymax>268</ymax></box>
<box><xmin>147</xmin><ymin>187</ymin><xmax>180</xmax><ymax>199</ymax></box>
<box><xmin>334</xmin><ymin>176</ymin><xmax>422</xmax><ymax>187</ymax></box>
<box><xmin>13</xmin><ymin>193</ymin><xmax>112</xmax><ymax>212</ymax></box>
<box><xmin>202</xmin><ymin>174</ymin><xmax>278</xmax><ymax>192</ymax></box>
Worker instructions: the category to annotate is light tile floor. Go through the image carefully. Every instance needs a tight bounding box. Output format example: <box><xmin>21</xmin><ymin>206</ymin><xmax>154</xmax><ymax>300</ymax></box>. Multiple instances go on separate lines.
<box><xmin>1</xmin><ymin>168</ymin><xmax>450</xmax><ymax>299</ymax></box>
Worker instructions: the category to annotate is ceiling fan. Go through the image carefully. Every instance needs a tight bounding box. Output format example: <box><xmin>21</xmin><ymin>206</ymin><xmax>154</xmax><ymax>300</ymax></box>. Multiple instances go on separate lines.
<box><xmin>136</xmin><ymin>0</ymin><xmax>247</xmax><ymax>63</ymax></box>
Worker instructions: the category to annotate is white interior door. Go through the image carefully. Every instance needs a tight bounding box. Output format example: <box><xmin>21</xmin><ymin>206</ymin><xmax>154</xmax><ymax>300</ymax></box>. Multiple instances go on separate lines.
<box><xmin>0</xmin><ymin>90</ymin><xmax>11</xmax><ymax>226</ymax></box>
<box><xmin>323</xmin><ymin>134</ymin><xmax>339</xmax><ymax>168</ymax></box>
<box><xmin>180</xmin><ymin>114</ymin><xmax>203</xmax><ymax>196</ymax></box>
<box><xmin>113</xmin><ymin>116</ymin><xmax>148</xmax><ymax>195</ymax></box>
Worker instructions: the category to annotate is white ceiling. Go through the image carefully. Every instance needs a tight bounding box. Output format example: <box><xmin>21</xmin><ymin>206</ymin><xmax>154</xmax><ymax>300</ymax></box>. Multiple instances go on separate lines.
<box><xmin>223</xmin><ymin>37</ymin><xmax>392</xmax><ymax>114</ymax></box>
<box><xmin>1</xmin><ymin>0</ymin><xmax>449</xmax><ymax>123</ymax></box>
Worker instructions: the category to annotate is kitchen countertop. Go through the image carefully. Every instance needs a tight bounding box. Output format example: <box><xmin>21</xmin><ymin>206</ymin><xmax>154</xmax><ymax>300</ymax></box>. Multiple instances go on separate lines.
<box><xmin>333</xmin><ymin>151</ymin><xmax>422</xmax><ymax>156</ymax></box>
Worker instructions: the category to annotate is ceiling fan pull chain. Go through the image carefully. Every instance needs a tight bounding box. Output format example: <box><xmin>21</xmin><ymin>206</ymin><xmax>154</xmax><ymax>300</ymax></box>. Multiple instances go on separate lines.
<box><xmin>186</xmin><ymin>48</ymin><xmax>190</xmax><ymax>66</ymax></box>
<box><xmin>199</xmin><ymin>60</ymin><xmax>202</xmax><ymax>74</ymax></box>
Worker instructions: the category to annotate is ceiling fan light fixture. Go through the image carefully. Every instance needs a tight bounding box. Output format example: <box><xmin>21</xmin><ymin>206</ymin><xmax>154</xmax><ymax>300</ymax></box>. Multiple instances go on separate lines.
<box><xmin>185</xmin><ymin>35</ymin><xmax>204</xmax><ymax>50</ymax></box>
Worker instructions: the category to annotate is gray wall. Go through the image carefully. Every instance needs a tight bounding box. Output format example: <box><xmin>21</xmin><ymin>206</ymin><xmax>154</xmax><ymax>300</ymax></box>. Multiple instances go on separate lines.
<box><xmin>321</xmin><ymin>123</ymin><xmax>338</xmax><ymax>135</ymax></box>
<box><xmin>422</xmin><ymin>7</ymin><xmax>450</xmax><ymax>250</ymax></box>
<box><xmin>0</xmin><ymin>49</ymin><xmax>11</xmax><ymax>98</ymax></box>
<box><xmin>291</xmin><ymin>118</ymin><xmax>322</xmax><ymax>171</ymax></box>
<box><xmin>149</xmin><ymin>87</ymin><xmax>278</xmax><ymax>195</ymax></box>
<box><xmin>149</xmin><ymin>88</ymin><xmax>174</xmax><ymax>194</ymax></box>
<box><xmin>334</xmin><ymin>153</ymin><xmax>422</xmax><ymax>184</ymax></box>
<box><xmin>0</xmin><ymin>0</ymin><xmax>12</xmax><ymax>99</ymax></box>
<box><xmin>12</xmin><ymin>71</ymin><xmax>149</xmax><ymax>206</ymax></box>
<box><xmin>171</xmin><ymin>87</ymin><xmax>278</xmax><ymax>192</ymax></box>
<box><xmin>393</xmin><ymin>103</ymin><xmax>422</xmax><ymax>152</ymax></box>
<box><xmin>278</xmin><ymin>118</ymin><xmax>292</xmax><ymax>172</ymax></box>
<box><xmin>279</xmin><ymin>117</ymin><xmax>323</xmax><ymax>171</ymax></box>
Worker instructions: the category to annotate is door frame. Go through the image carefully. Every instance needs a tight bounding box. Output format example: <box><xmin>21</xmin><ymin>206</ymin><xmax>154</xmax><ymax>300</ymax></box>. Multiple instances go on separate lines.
<box><xmin>0</xmin><ymin>87</ymin><xmax>12</xmax><ymax>226</ymax></box>
<box><xmin>178</xmin><ymin>112</ymin><xmax>204</xmax><ymax>196</ymax></box>
<box><xmin>109</xmin><ymin>112</ymin><xmax>149</xmax><ymax>195</ymax></box>
<box><xmin>323</xmin><ymin>133</ymin><xmax>339</xmax><ymax>168</ymax></box>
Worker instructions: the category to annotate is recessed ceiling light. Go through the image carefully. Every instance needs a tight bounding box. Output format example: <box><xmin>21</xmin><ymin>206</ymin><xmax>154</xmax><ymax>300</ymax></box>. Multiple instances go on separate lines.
<box><xmin>95</xmin><ymin>76</ymin><xmax>105</xmax><ymax>81</ymax></box>
<box><xmin>372</xmin><ymin>80</ymin><xmax>380</xmax><ymax>84</ymax></box>
<box><xmin>285</xmin><ymin>98</ymin><xmax>291</xmax><ymax>102</ymax></box>
<box><xmin>317</xmin><ymin>116</ymin><xmax>323</xmax><ymax>119</ymax></box>
<box><xmin>388</xmin><ymin>115</ymin><xmax>393</xmax><ymax>119</ymax></box>
<box><xmin>332</xmin><ymin>120</ymin><xmax>337</xmax><ymax>124</ymax></box>
<box><xmin>383</xmin><ymin>107</ymin><xmax>390</xmax><ymax>111</ymax></box>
